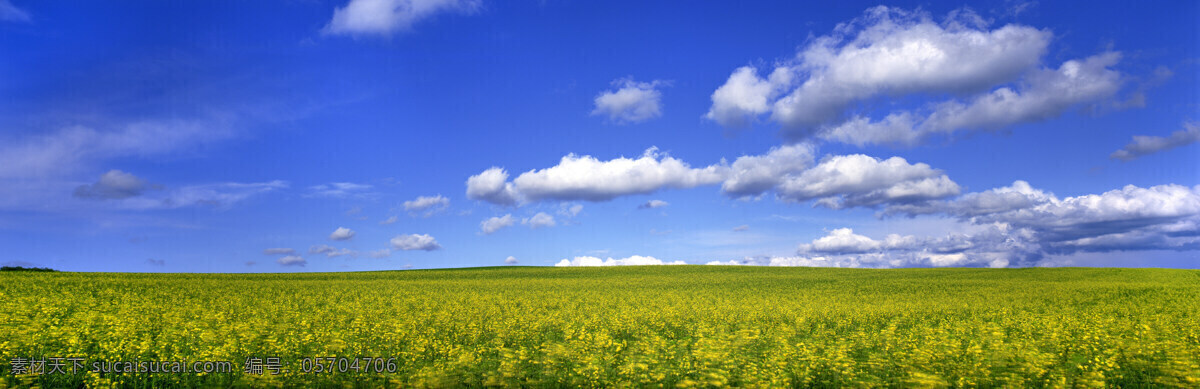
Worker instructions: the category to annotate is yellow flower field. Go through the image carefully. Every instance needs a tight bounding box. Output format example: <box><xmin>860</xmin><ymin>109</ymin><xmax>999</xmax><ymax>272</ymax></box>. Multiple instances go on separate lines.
<box><xmin>1</xmin><ymin>266</ymin><xmax>1198</xmax><ymax>387</ymax></box>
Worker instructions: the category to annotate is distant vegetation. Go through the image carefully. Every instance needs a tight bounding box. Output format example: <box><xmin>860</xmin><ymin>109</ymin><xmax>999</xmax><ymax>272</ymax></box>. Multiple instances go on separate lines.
<box><xmin>0</xmin><ymin>265</ymin><xmax>57</xmax><ymax>272</ymax></box>
<box><xmin>1</xmin><ymin>266</ymin><xmax>1198</xmax><ymax>387</ymax></box>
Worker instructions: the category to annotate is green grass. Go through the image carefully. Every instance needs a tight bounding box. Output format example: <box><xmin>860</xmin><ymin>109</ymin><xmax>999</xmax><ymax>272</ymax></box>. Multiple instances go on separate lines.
<box><xmin>2</xmin><ymin>266</ymin><xmax>1198</xmax><ymax>387</ymax></box>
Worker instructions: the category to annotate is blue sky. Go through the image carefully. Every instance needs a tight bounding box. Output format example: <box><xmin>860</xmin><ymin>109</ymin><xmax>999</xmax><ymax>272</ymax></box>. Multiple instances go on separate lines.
<box><xmin>1</xmin><ymin>0</ymin><xmax>1197</xmax><ymax>272</ymax></box>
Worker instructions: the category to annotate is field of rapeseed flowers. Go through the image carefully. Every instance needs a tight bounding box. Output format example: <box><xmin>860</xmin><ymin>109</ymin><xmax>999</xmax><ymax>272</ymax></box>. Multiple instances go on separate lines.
<box><xmin>1</xmin><ymin>266</ymin><xmax>1198</xmax><ymax>387</ymax></box>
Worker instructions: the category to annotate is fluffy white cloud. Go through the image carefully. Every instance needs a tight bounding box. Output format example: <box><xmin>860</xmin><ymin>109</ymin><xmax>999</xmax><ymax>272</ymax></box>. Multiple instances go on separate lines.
<box><xmin>73</xmin><ymin>170</ymin><xmax>147</xmax><ymax>200</ymax></box>
<box><xmin>329</xmin><ymin>227</ymin><xmax>356</xmax><ymax>241</ymax></box>
<box><xmin>466</xmin><ymin>167</ymin><xmax>520</xmax><ymax>206</ymax></box>
<box><xmin>470</xmin><ymin>147</ymin><xmax>727</xmax><ymax>205</ymax></box>
<box><xmin>277</xmin><ymin>255</ymin><xmax>306</xmax><ymax>267</ymax></box>
<box><xmin>638</xmin><ymin>199</ymin><xmax>669</xmax><ymax>209</ymax></box>
<box><xmin>391</xmin><ymin>233</ymin><xmax>441</xmax><ymax>251</ymax></box>
<box><xmin>522</xmin><ymin>212</ymin><xmax>556</xmax><ymax>229</ymax></box>
<box><xmin>1111</xmin><ymin>121</ymin><xmax>1200</xmax><ymax>161</ymax></box>
<box><xmin>708</xmin><ymin>7</ymin><xmax>1050</xmax><ymax>134</ymax></box>
<box><xmin>480</xmin><ymin>214</ymin><xmax>515</xmax><ymax>234</ymax></box>
<box><xmin>0</xmin><ymin>0</ymin><xmax>30</xmax><ymax>22</ymax></box>
<box><xmin>262</xmin><ymin>248</ymin><xmax>297</xmax><ymax>255</ymax></box>
<box><xmin>307</xmin><ymin>182</ymin><xmax>376</xmax><ymax>199</ymax></box>
<box><xmin>886</xmin><ymin>181</ymin><xmax>1200</xmax><ymax>258</ymax></box>
<box><xmin>504</xmin><ymin>256</ymin><xmax>518</xmax><ymax>265</ymax></box>
<box><xmin>776</xmin><ymin>154</ymin><xmax>960</xmax><ymax>208</ymax></box>
<box><xmin>722</xmin><ymin>143</ymin><xmax>816</xmax><ymax>198</ymax></box>
<box><xmin>403</xmin><ymin>194</ymin><xmax>450</xmax><ymax>216</ymax></box>
<box><xmin>705</xmin><ymin>67</ymin><xmax>793</xmax><ymax>128</ymax></box>
<box><xmin>592</xmin><ymin>78</ymin><xmax>666</xmax><ymax>124</ymax></box>
<box><xmin>554</xmin><ymin>255</ymin><xmax>686</xmax><ymax>267</ymax></box>
<box><xmin>323</xmin><ymin>0</ymin><xmax>481</xmax><ymax>36</ymax></box>
<box><xmin>820</xmin><ymin>51</ymin><xmax>1125</xmax><ymax>147</ymax></box>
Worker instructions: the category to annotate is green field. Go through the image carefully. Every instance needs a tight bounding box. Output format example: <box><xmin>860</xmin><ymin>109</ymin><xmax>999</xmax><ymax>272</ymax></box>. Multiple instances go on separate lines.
<box><xmin>2</xmin><ymin>266</ymin><xmax>1198</xmax><ymax>387</ymax></box>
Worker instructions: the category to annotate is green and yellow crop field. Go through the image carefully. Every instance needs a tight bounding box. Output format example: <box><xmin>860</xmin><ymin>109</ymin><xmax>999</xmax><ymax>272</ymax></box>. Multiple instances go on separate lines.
<box><xmin>1</xmin><ymin>266</ymin><xmax>1198</xmax><ymax>388</ymax></box>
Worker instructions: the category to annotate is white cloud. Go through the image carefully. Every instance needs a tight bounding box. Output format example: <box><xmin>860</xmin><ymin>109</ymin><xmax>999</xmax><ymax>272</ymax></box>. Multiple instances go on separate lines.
<box><xmin>638</xmin><ymin>199</ymin><xmax>669</xmax><ymax>209</ymax></box>
<box><xmin>885</xmin><ymin>181</ymin><xmax>1200</xmax><ymax>259</ymax></box>
<box><xmin>466</xmin><ymin>167</ymin><xmax>520</xmax><ymax>206</ymax></box>
<box><xmin>1111</xmin><ymin>121</ymin><xmax>1200</xmax><ymax>161</ymax></box>
<box><xmin>369</xmin><ymin>249</ymin><xmax>392</xmax><ymax>258</ymax></box>
<box><xmin>263</xmin><ymin>248</ymin><xmax>297</xmax><ymax>255</ymax></box>
<box><xmin>554</xmin><ymin>255</ymin><xmax>686</xmax><ymax>267</ymax></box>
<box><xmin>470</xmin><ymin>147</ymin><xmax>728</xmax><ymax>205</ymax></box>
<box><xmin>705</xmin><ymin>67</ymin><xmax>793</xmax><ymax>128</ymax></box>
<box><xmin>504</xmin><ymin>256</ymin><xmax>518</xmax><ymax>265</ymax></box>
<box><xmin>329</xmin><ymin>227</ymin><xmax>356</xmax><ymax>241</ymax></box>
<box><xmin>480</xmin><ymin>214</ymin><xmax>515</xmax><ymax>234</ymax></box>
<box><xmin>278</xmin><ymin>255</ymin><xmax>306</xmax><ymax>267</ymax></box>
<box><xmin>390</xmin><ymin>233</ymin><xmax>441</xmax><ymax>251</ymax></box>
<box><xmin>307</xmin><ymin>182</ymin><xmax>376</xmax><ymax>199</ymax></box>
<box><xmin>776</xmin><ymin>154</ymin><xmax>960</xmax><ymax>208</ymax></box>
<box><xmin>0</xmin><ymin>0</ymin><xmax>30</xmax><ymax>22</ymax></box>
<box><xmin>403</xmin><ymin>195</ymin><xmax>450</xmax><ymax>216</ymax></box>
<box><xmin>592</xmin><ymin>78</ymin><xmax>666</xmax><ymax>124</ymax></box>
<box><xmin>559</xmin><ymin>203</ymin><xmax>583</xmax><ymax>217</ymax></box>
<box><xmin>722</xmin><ymin>143</ymin><xmax>816</xmax><ymax>198</ymax></box>
<box><xmin>323</xmin><ymin>0</ymin><xmax>481</xmax><ymax>37</ymax></box>
<box><xmin>379</xmin><ymin>215</ymin><xmax>398</xmax><ymax>225</ymax></box>
<box><xmin>73</xmin><ymin>170</ymin><xmax>147</xmax><ymax>200</ymax></box>
<box><xmin>708</xmin><ymin>7</ymin><xmax>1051</xmax><ymax>135</ymax></box>
<box><xmin>309</xmin><ymin>244</ymin><xmax>358</xmax><ymax>258</ymax></box>
<box><xmin>522</xmin><ymin>212</ymin><xmax>556</xmax><ymax>229</ymax></box>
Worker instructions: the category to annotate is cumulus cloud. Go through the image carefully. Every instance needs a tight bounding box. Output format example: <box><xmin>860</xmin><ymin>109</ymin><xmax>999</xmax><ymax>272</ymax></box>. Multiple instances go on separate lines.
<box><xmin>73</xmin><ymin>170</ymin><xmax>147</xmax><ymax>200</ymax></box>
<box><xmin>706</xmin><ymin>67</ymin><xmax>793</xmax><ymax>128</ymax></box>
<box><xmin>403</xmin><ymin>195</ymin><xmax>450</xmax><ymax>216</ymax></box>
<box><xmin>1111</xmin><ymin>121</ymin><xmax>1200</xmax><ymax>161</ymax></box>
<box><xmin>722</xmin><ymin>143</ymin><xmax>816</xmax><ymax>198</ymax></box>
<box><xmin>307</xmin><ymin>182</ymin><xmax>376</xmax><ymax>199</ymax></box>
<box><xmin>885</xmin><ymin>181</ymin><xmax>1200</xmax><ymax>260</ymax></box>
<box><xmin>0</xmin><ymin>0</ymin><xmax>30</xmax><ymax>22</ymax></box>
<box><xmin>480</xmin><ymin>214</ymin><xmax>515</xmax><ymax>234</ymax></box>
<box><xmin>523</xmin><ymin>212</ymin><xmax>556</xmax><ymax>229</ymax></box>
<box><xmin>707</xmin><ymin>6</ymin><xmax>1130</xmax><ymax>147</ymax></box>
<box><xmin>504</xmin><ymin>256</ymin><xmax>518</xmax><ymax>265</ymax></box>
<box><xmin>708</xmin><ymin>7</ymin><xmax>1049</xmax><ymax>134</ymax></box>
<box><xmin>592</xmin><ymin>78</ymin><xmax>667</xmax><ymax>124</ymax></box>
<box><xmin>323</xmin><ymin>0</ymin><xmax>481</xmax><ymax>37</ymax></box>
<box><xmin>466</xmin><ymin>167</ymin><xmax>520</xmax><ymax>206</ymax></box>
<box><xmin>391</xmin><ymin>233</ymin><xmax>441</xmax><ymax>251</ymax></box>
<box><xmin>468</xmin><ymin>147</ymin><xmax>727</xmax><ymax>205</ymax></box>
<box><xmin>638</xmin><ymin>200</ymin><xmax>669</xmax><ymax>209</ymax></box>
<box><xmin>329</xmin><ymin>227</ymin><xmax>356</xmax><ymax>241</ymax></box>
<box><xmin>277</xmin><ymin>255</ymin><xmax>306</xmax><ymax>267</ymax></box>
<box><xmin>776</xmin><ymin>155</ymin><xmax>960</xmax><ymax>208</ymax></box>
<box><xmin>554</xmin><ymin>255</ymin><xmax>686</xmax><ymax>267</ymax></box>
<box><xmin>263</xmin><ymin>248</ymin><xmax>297</xmax><ymax>255</ymax></box>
